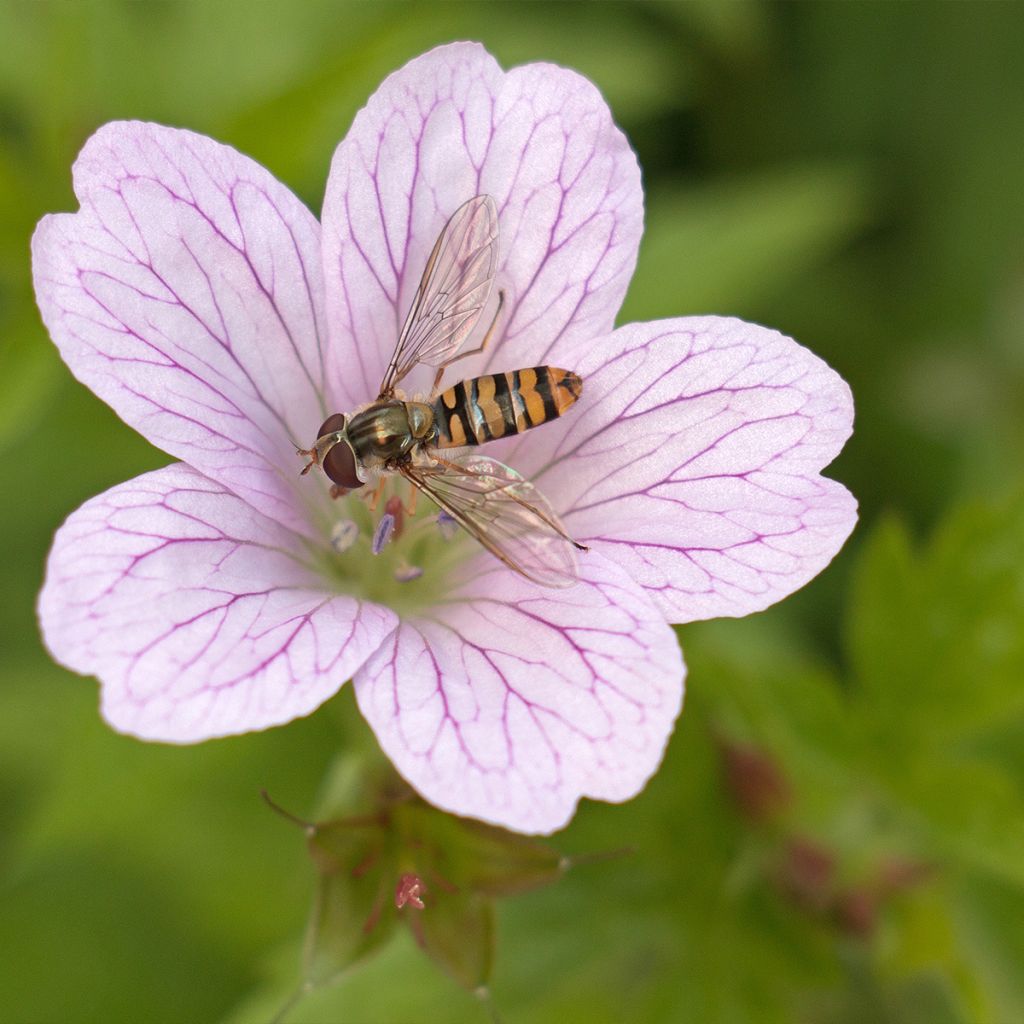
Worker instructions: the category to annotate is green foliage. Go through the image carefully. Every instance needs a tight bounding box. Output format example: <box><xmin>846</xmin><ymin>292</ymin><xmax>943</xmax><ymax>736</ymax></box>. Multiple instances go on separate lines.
<box><xmin>3</xmin><ymin>2</ymin><xmax>1024</xmax><ymax>1022</ymax></box>
<box><xmin>622</xmin><ymin>162</ymin><xmax>873</xmax><ymax>323</ymax></box>
<box><xmin>676</xmin><ymin>496</ymin><xmax>1024</xmax><ymax>1024</ymax></box>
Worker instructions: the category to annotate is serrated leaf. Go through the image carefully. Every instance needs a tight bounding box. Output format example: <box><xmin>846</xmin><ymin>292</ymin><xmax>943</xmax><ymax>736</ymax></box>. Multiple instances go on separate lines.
<box><xmin>847</xmin><ymin>499</ymin><xmax>1024</xmax><ymax>746</ymax></box>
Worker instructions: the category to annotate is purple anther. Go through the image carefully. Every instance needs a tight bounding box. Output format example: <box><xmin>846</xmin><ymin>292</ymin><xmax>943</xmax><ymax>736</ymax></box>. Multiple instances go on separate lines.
<box><xmin>372</xmin><ymin>513</ymin><xmax>396</xmax><ymax>554</ymax></box>
<box><xmin>436</xmin><ymin>509</ymin><xmax>458</xmax><ymax>541</ymax></box>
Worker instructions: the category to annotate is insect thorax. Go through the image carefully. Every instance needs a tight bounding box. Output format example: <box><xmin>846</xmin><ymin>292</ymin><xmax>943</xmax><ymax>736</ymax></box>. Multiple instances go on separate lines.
<box><xmin>347</xmin><ymin>400</ymin><xmax>436</xmax><ymax>467</ymax></box>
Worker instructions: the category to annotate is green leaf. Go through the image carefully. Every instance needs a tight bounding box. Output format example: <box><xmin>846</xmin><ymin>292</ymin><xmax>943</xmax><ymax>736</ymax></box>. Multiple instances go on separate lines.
<box><xmin>842</xmin><ymin>498</ymin><xmax>1024</xmax><ymax>897</ymax></box>
<box><xmin>847</xmin><ymin>500</ymin><xmax>1024</xmax><ymax>746</ymax></box>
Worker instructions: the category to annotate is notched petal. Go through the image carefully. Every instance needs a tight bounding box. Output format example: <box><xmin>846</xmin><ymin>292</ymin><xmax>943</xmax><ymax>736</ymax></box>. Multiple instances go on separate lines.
<box><xmin>32</xmin><ymin>121</ymin><xmax>332</xmax><ymax>538</ymax></box>
<box><xmin>38</xmin><ymin>464</ymin><xmax>397</xmax><ymax>741</ymax></box>
<box><xmin>321</xmin><ymin>42</ymin><xmax>643</xmax><ymax>404</ymax></box>
<box><xmin>512</xmin><ymin>316</ymin><xmax>857</xmax><ymax>623</ymax></box>
<box><xmin>353</xmin><ymin>552</ymin><xmax>684</xmax><ymax>835</ymax></box>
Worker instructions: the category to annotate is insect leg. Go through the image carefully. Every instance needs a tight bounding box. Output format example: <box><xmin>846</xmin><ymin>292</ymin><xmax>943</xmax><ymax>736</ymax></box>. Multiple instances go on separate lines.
<box><xmin>364</xmin><ymin>478</ymin><xmax>386</xmax><ymax>513</ymax></box>
<box><xmin>431</xmin><ymin>289</ymin><xmax>506</xmax><ymax>395</ymax></box>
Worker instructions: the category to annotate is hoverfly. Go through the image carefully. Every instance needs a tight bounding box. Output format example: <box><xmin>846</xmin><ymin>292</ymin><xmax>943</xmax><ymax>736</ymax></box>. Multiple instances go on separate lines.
<box><xmin>298</xmin><ymin>195</ymin><xmax>585</xmax><ymax>587</ymax></box>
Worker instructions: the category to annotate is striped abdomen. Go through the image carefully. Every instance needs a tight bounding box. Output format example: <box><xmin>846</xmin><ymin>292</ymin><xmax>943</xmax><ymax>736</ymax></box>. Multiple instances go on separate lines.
<box><xmin>431</xmin><ymin>367</ymin><xmax>582</xmax><ymax>448</ymax></box>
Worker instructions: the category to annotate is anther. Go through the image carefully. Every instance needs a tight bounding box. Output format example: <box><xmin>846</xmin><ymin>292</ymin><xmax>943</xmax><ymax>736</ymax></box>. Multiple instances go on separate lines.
<box><xmin>330</xmin><ymin>520</ymin><xmax>359</xmax><ymax>554</ymax></box>
<box><xmin>372</xmin><ymin>514</ymin><xmax>395</xmax><ymax>555</ymax></box>
<box><xmin>436</xmin><ymin>510</ymin><xmax>458</xmax><ymax>541</ymax></box>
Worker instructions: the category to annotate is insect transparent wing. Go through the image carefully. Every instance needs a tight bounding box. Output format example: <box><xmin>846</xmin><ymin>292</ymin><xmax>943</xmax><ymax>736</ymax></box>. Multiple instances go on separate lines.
<box><xmin>401</xmin><ymin>454</ymin><xmax>584</xmax><ymax>588</ymax></box>
<box><xmin>379</xmin><ymin>195</ymin><xmax>499</xmax><ymax>397</ymax></box>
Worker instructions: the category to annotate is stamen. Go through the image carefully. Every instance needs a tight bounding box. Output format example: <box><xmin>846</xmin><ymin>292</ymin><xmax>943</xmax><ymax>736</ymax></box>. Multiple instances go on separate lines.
<box><xmin>394</xmin><ymin>564</ymin><xmax>424</xmax><ymax>583</ymax></box>
<box><xmin>436</xmin><ymin>510</ymin><xmax>458</xmax><ymax>541</ymax></box>
<box><xmin>372</xmin><ymin>513</ymin><xmax>395</xmax><ymax>555</ymax></box>
<box><xmin>330</xmin><ymin>519</ymin><xmax>359</xmax><ymax>554</ymax></box>
<box><xmin>395</xmin><ymin>873</ymin><xmax>426</xmax><ymax>910</ymax></box>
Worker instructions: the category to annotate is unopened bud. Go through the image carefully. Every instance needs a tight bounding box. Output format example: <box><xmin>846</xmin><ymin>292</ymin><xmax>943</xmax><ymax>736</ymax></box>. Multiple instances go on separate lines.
<box><xmin>877</xmin><ymin>857</ymin><xmax>935</xmax><ymax>894</ymax></box>
<box><xmin>778</xmin><ymin>837</ymin><xmax>835</xmax><ymax>913</ymax></box>
<box><xmin>719</xmin><ymin>739</ymin><xmax>791</xmax><ymax>823</ymax></box>
<box><xmin>835</xmin><ymin>886</ymin><xmax>877</xmax><ymax>939</ymax></box>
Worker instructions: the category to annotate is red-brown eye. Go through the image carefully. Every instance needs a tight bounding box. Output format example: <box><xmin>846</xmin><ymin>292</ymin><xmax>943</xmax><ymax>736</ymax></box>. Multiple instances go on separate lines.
<box><xmin>323</xmin><ymin>439</ymin><xmax>364</xmax><ymax>489</ymax></box>
<box><xmin>317</xmin><ymin>413</ymin><xmax>347</xmax><ymax>437</ymax></box>
<box><xmin>315</xmin><ymin>414</ymin><xmax>364</xmax><ymax>489</ymax></box>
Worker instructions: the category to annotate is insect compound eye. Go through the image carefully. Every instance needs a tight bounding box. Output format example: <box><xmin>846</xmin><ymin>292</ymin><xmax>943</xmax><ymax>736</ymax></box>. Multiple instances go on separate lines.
<box><xmin>313</xmin><ymin>413</ymin><xmax>364</xmax><ymax>489</ymax></box>
<box><xmin>317</xmin><ymin>413</ymin><xmax>348</xmax><ymax>438</ymax></box>
<box><xmin>322</xmin><ymin>437</ymin><xmax>364</xmax><ymax>489</ymax></box>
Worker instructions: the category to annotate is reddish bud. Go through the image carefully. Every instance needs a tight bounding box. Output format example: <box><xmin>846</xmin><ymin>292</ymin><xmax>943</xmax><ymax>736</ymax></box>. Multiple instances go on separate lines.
<box><xmin>396</xmin><ymin>873</ymin><xmax>426</xmax><ymax>910</ymax></box>
<box><xmin>778</xmin><ymin>837</ymin><xmax>835</xmax><ymax>913</ymax></box>
<box><xmin>718</xmin><ymin>739</ymin><xmax>791</xmax><ymax>823</ymax></box>
<box><xmin>835</xmin><ymin>886</ymin><xmax>877</xmax><ymax>939</ymax></box>
<box><xmin>877</xmin><ymin>857</ymin><xmax>935</xmax><ymax>894</ymax></box>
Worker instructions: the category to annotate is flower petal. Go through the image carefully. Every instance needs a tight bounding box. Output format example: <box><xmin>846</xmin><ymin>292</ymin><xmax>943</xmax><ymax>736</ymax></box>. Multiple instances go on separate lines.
<box><xmin>39</xmin><ymin>464</ymin><xmax>397</xmax><ymax>741</ymax></box>
<box><xmin>353</xmin><ymin>551</ymin><xmax>684</xmax><ymax>834</ymax></box>
<box><xmin>511</xmin><ymin>317</ymin><xmax>857</xmax><ymax>623</ymax></box>
<box><xmin>32</xmin><ymin>121</ymin><xmax>333</xmax><ymax>537</ymax></box>
<box><xmin>321</xmin><ymin>41</ymin><xmax>643</xmax><ymax>407</ymax></box>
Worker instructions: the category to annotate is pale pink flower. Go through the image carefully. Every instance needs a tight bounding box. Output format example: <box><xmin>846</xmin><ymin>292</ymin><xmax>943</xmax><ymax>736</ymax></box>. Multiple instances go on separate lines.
<box><xmin>32</xmin><ymin>43</ymin><xmax>855</xmax><ymax>834</ymax></box>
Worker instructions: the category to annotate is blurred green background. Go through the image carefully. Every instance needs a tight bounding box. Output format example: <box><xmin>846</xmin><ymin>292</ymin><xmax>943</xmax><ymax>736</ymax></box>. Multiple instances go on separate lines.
<box><xmin>3</xmin><ymin>3</ymin><xmax>1024</xmax><ymax>1022</ymax></box>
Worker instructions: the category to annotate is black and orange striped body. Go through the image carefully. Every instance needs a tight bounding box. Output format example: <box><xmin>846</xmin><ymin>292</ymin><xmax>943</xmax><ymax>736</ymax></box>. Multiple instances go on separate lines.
<box><xmin>431</xmin><ymin>367</ymin><xmax>582</xmax><ymax>449</ymax></box>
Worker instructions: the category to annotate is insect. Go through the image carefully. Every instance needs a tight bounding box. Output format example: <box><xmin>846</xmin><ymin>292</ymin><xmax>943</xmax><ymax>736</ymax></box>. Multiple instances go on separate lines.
<box><xmin>298</xmin><ymin>195</ymin><xmax>586</xmax><ymax>587</ymax></box>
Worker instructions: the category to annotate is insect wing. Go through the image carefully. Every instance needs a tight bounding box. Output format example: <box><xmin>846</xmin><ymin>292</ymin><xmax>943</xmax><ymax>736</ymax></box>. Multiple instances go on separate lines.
<box><xmin>401</xmin><ymin>454</ymin><xmax>583</xmax><ymax>588</ymax></box>
<box><xmin>379</xmin><ymin>195</ymin><xmax>499</xmax><ymax>397</ymax></box>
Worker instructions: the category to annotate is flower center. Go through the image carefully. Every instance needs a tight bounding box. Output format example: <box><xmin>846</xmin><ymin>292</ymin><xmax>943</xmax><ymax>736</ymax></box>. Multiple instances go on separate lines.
<box><xmin>306</xmin><ymin>476</ymin><xmax>468</xmax><ymax>613</ymax></box>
